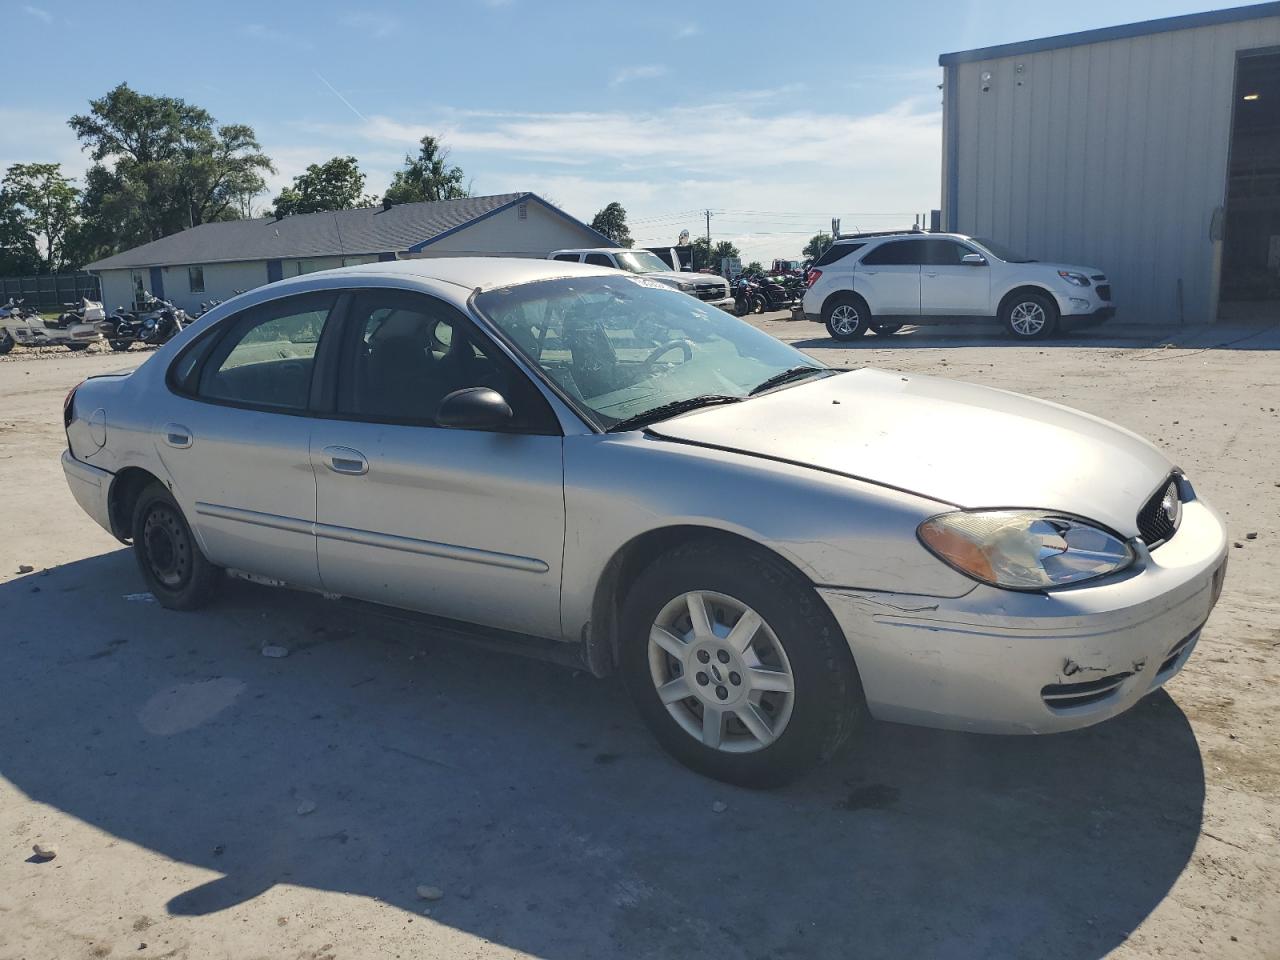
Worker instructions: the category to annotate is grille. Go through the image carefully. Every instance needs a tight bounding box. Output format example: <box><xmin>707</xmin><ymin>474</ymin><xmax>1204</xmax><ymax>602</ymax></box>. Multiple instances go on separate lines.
<box><xmin>694</xmin><ymin>285</ymin><xmax>726</xmax><ymax>301</ymax></box>
<box><xmin>1041</xmin><ymin>671</ymin><xmax>1133</xmax><ymax>710</ymax></box>
<box><xmin>1137</xmin><ymin>476</ymin><xmax>1181</xmax><ymax>548</ymax></box>
<box><xmin>1096</xmin><ymin>284</ymin><xmax>1112</xmax><ymax>301</ymax></box>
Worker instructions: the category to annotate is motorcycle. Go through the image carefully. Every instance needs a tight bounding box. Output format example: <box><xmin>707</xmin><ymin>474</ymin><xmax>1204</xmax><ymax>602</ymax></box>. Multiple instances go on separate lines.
<box><xmin>102</xmin><ymin>295</ymin><xmax>189</xmax><ymax>351</ymax></box>
<box><xmin>0</xmin><ymin>297</ymin><xmax>105</xmax><ymax>354</ymax></box>
<box><xmin>733</xmin><ymin>272</ymin><xmax>803</xmax><ymax>315</ymax></box>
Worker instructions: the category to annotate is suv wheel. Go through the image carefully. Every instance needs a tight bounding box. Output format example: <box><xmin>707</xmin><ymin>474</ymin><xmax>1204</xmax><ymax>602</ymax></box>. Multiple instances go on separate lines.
<box><xmin>1002</xmin><ymin>292</ymin><xmax>1058</xmax><ymax>339</ymax></box>
<box><xmin>822</xmin><ymin>295</ymin><xmax>869</xmax><ymax>341</ymax></box>
<box><xmin>620</xmin><ymin>540</ymin><xmax>863</xmax><ymax>787</ymax></box>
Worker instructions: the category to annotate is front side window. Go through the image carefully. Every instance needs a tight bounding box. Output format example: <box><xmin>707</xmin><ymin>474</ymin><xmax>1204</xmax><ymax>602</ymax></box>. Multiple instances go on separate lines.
<box><xmin>195</xmin><ymin>292</ymin><xmax>335</xmax><ymax>410</ymax></box>
<box><xmin>474</xmin><ymin>276</ymin><xmax>827</xmax><ymax>429</ymax></box>
<box><xmin>188</xmin><ymin>266</ymin><xmax>205</xmax><ymax>293</ymax></box>
<box><xmin>860</xmin><ymin>240</ymin><xmax>923</xmax><ymax>266</ymax></box>
<box><xmin>613</xmin><ymin>250</ymin><xmax>671</xmax><ymax>274</ymax></box>
<box><xmin>583</xmin><ymin>253</ymin><xmax>615</xmax><ymax>268</ymax></box>
<box><xmin>920</xmin><ymin>240</ymin><xmax>980</xmax><ymax>266</ymax></box>
<box><xmin>336</xmin><ymin>290</ymin><xmax>554</xmax><ymax>432</ymax></box>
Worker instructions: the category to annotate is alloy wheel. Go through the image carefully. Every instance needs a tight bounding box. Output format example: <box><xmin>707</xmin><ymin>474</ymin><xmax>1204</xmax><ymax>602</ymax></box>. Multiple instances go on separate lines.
<box><xmin>1009</xmin><ymin>301</ymin><xmax>1047</xmax><ymax>336</ymax></box>
<box><xmin>647</xmin><ymin>590</ymin><xmax>796</xmax><ymax>753</ymax></box>
<box><xmin>830</xmin><ymin>304</ymin><xmax>861</xmax><ymax>336</ymax></box>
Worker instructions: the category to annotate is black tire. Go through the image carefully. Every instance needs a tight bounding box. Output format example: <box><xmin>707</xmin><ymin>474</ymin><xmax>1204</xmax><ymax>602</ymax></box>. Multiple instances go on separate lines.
<box><xmin>822</xmin><ymin>294</ymin><xmax>869</xmax><ymax>341</ymax></box>
<box><xmin>620</xmin><ymin>539</ymin><xmax>863</xmax><ymax>788</ymax></box>
<box><xmin>66</xmin><ymin>342</ymin><xmax>90</xmax><ymax>352</ymax></box>
<box><xmin>1001</xmin><ymin>291</ymin><xmax>1059</xmax><ymax>339</ymax></box>
<box><xmin>0</xmin><ymin>331</ymin><xmax>13</xmax><ymax>355</ymax></box>
<box><xmin>749</xmin><ymin>294</ymin><xmax>767</xmax><ymax>315</ymax></box>
<box><xmin>109</xmin><ymin>339</ymin><xmax>132</xmax><ymax>352</ymax></box>
<box><xmin>131</xmin><ymin>482</ymin><xmax>219</xmax><ymax>610</ymax></box>
<box><xmin>869</xmin><ymin>323</ymin><xmax>903</xmax><ymax>335</ymax></box>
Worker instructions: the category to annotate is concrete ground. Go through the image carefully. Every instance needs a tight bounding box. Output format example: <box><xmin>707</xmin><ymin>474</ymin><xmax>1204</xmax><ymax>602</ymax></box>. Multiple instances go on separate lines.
<box><xmin>1</xmin><ymin>319</ymin><xmax>1277</xmax><ymax>960</ymax></box>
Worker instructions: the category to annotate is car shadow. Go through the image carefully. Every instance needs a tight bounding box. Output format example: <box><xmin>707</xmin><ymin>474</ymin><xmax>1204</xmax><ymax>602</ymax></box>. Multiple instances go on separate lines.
<box><xmin>1</xmin><ymin>551</ymin><xmax>1206</xmax><ymax>960</ymax></box>
<box><xmin>763</xmin><ymin>318</ymin><xmax>1280</xmax><ymax>353</ymax></box>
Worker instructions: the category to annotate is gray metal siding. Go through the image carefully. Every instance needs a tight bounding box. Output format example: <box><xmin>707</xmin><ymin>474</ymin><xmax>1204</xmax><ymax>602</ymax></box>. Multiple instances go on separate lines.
<box><xmin>942</xmin><ymin>13</ymin><xmax>1280</xmax><ymax>324</ymax></box>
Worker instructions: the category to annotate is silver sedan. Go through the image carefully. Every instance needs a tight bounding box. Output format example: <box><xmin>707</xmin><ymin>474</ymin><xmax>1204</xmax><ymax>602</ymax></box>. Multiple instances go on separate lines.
<box><xmin>62</xmin><ymin>258</ymin><xmax>1228</xmax><ymax>785</ymax></box>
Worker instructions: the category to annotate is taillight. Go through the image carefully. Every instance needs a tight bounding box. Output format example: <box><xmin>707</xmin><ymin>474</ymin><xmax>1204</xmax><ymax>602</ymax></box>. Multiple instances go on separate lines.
<box><xmin>806</xmin><ymin>269</ymin><xmax>822</xmax><ymax>288</ymax></box>
<box><xmin>64</xmin><ymin>379</ymin><xmax>85</xmax><ymax>429</ymax></box>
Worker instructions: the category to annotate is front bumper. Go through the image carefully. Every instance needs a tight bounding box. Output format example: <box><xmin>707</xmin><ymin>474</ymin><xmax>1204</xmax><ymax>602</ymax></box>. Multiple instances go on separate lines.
<box><xmin>705</xmin><ymin>296</ymin><xmax>736</xmax><ymax>312</ymax></box>
<box><xmin>62</xmin><ymin>449</ymin><xmax>116</xmax><ymax>538</ymax></box>
<box><xmin>819</xmin><ymin>497</ymin><xmax>1227</xmax><ymax>734</ymax></box>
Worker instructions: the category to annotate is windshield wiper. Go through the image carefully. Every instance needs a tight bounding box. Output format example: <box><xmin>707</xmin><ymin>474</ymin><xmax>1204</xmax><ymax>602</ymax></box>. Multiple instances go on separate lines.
<box><xmin>748</xmin><ymin>365</ymin><xmax>829</xmax><ymax>396</ymax></box>
<box><xmin>607</xmin><ymin>394</ymin><xmax>743</xmax><ymax>433</ymax></box>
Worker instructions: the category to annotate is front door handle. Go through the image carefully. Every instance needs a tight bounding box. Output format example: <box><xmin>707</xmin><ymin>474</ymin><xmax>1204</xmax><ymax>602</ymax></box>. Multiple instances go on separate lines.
<box><xmin>163</xmin><ymin>423</ymin><xmax>192</xmax><ymax>448</ymax></box>
<box><xmin>924</xmin><ymin>272</ymin><xmax>939</xmax><ymax>278</ymax></box>
<box><xmin>322</xmin><ymin>445</ymin><xmax>368</xmax><ymax>476</ymax></box>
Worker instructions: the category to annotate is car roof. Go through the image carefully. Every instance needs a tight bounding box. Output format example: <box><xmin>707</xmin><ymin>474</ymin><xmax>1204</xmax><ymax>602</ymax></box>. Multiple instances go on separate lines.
<box><xmin>834</xmin><ymin>232</ymin><xmax>971</xmax><ymax>245</ymax></box>
<box><xmin>548</xmin><ymin>248</ymin><xmax>623</xmax><ymax>256</ymax></box>
<box><xmin>295</xmin><ymin>256</ymin><xmax>619</xmax><ymax>292</ymax></box>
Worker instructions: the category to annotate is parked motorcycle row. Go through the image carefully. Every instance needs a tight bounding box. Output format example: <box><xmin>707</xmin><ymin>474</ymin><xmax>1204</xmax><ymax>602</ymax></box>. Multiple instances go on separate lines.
<box><xmin>0</xmin><ymin>294</ymin><xmax>190</xmax><ymax>355</ymax></box>
<box><xmin>730</xmin><ymin>269</ymin><xmax>809</xmax><ymax>316</ymax></box>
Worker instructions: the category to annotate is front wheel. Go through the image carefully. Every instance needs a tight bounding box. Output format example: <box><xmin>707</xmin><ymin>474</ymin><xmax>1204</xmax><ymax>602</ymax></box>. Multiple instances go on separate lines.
<box><xmin>620</xmin><ymin>540</ymin><xmax>863</xmax><ymax>787</ymax></box>
<box><xmin>1001</xmin><ymin>292</ymin><xmax>1059</xmax><ymax>339</ymax></box>
<box><xmin>109</xmin><ymin>339</ymin><xmax>132</xmax><ymax>352</ymax></box>
<box><xmin>131</xmin><ymin>483</ymin><xmax>220</xmax><ymax>610</ymax></box>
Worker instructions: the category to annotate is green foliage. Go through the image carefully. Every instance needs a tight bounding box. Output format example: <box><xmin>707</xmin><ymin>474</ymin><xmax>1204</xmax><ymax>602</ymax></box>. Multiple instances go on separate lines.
<box><xmin>589</xmin><ymin>202</ymin><xmax>633</xmax><ymax>247</ymax></box>
<box><xmin>803</xmin><ymin>232</ymin><xmax>833</xmax><ymax>259</ymax></box>
<box><xmin>0</xmin><ymin>190</ymin><xmax>41</xmax><ymax>275</ymax></box>
<box><xmin>690</xmin><ymin>237</ymin><xmax>740</xmax><ymax>272</ymax></box>
<box><xmin>68</xmin><ymin>83</ymin><xmax>272</xmax><ymax>255</ymax></box>
<box><xmin>383</xmin><ymin>135</ymin><xmax>470</xmax><ymax>205</ymax></box>
<box><xmin>273</xmin><ymin>156</ymin><xmax>375</xmax><ymax>217</ymax></box>
<box><xmin>746</xmin><ymin>260</ymin><xmax>763</xmax><ymax>273</ymax></box>
<box><xmin>2</xmin><ymin>163</ymin><xmax>81</xmax><ymax>273</ymax></box>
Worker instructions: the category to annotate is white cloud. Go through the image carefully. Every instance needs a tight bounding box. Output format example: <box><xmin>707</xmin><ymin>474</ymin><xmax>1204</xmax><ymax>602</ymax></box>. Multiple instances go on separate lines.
<box><xmin>610</xmin><ymin>64</ymin><xmax>669</xmax><ymax>87</ymax></box>
<box><xmin>675</xmin><ymin>23</ymin><xmax>700</xmax><ymax>39</ymax></box>
<box><xmin>240</xmin><ymin>23</ymin><xmax>313</xmax><ymax>49</ymax></box>
<box><xmin>0</xmin><ymin>108</ymin><xmax>88</xmax><ymax>180</ymax></box>
<box><xmin>22</xmin><ymin>4</ymin><xmax>53</xmax><ymax>23</ymax></box>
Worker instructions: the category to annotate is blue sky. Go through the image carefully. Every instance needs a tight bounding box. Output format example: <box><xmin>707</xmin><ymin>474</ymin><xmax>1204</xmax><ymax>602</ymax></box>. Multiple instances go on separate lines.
<box><xmin>4</xmin><ymin>0</ymin><xmax>1227</xmax><ymax>260</ymax></box>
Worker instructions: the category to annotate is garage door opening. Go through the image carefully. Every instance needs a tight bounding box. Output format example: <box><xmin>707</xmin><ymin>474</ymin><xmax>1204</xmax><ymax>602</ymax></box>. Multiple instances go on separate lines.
<box><xmin>1220</xmin><ymin>50</ymin><xmax>1280</xmax><ymax>320</ymax></box>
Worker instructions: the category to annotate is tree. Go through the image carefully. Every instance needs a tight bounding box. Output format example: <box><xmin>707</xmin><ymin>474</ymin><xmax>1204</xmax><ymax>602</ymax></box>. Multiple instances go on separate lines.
<box><xmin>0</xmin><ymin>192</ymin><xmax>41</xmax><ymax>275</ymax></box>
<box><xmin>383</xmin><ymin>135</ymin><xmax>470</xmax><ymax>205</ymax></box>
<box><xmin>1</xmin><ymin>163</ymin><xmax>80</xmax><ymax>272</ymax></box>
<box><xmin>68</xmin><ymin>84</ymin><xmax>272</xmax><ymax>252</ymax></box>
<box><xmin>589</xmin><ymin>201</ymin><xmax>633</xmax><ymax>247</ymax></box>
<box><xmin>691</xmin><ymin>237</ymin><xmax>740</xmax><ymax>272</ymax></box>
<box><xmin>746</xmin><ymin>260</ymin><xmax>763</xmax><ymax>273</ymax></box>
<box><xmin>273</xmin><ymin>156</ymin><xmax>374</xmax><ymax>217</ymax></box>
<box><xmin>803</xmin><ymin>232</ymin><xmax>833</xmax><ymax>259</ymax></box>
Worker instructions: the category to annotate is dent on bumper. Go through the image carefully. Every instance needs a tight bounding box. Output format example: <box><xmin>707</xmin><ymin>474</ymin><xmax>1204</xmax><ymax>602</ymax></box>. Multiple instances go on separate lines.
<box><xmin>62</xmin><ymin>449</ymin><xmax>116</xmax><ymax>538</ymax></box>
<box><xmin>819</xmin><ymin>499</ymin><xmax>1228</xmax><ymax>734</ymax></box>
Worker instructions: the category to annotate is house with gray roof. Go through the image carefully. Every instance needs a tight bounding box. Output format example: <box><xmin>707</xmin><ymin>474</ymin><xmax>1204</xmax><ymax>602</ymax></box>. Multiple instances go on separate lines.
<box><xmin>86</xmin><ymin>192</ymin><xmax>616</xmax><ymax>313</ymax></box>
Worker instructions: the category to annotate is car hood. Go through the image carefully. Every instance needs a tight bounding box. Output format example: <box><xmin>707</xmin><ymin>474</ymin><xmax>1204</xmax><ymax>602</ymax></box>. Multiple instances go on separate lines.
<box><xmin>646</xmin><ymin>368</ymin><xmax>1173</xmax><ymax>537</ymax></box>
<box><xmin>644</xmin><ymin>271</ymin><xmax>727</xmax><ymax>289</ymax></box>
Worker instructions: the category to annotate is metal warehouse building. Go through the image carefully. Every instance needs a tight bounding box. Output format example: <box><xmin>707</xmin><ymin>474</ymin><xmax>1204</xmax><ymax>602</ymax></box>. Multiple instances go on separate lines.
<box><xmin>940</xmin><ymin>2</ymin><xmax>1280</xmax><ymax>325</ymax></box>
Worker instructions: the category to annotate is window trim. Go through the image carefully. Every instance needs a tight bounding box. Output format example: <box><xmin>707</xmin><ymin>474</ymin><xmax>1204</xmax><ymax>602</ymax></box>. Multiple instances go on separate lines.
<box><xmin>324</xmin><ymin>287</ymin><xmax>563</xmax><ymax>437</ymax></box>
<box><xmin>165</xmin><ymin>291</ymin><xmax>342</xmax><ymax>418</ymax></box>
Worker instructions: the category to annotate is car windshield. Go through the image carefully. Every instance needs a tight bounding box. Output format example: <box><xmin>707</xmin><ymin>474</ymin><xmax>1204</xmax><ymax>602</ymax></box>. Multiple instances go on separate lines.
<box><xmin>969</xmin><ymin>237</ymin><xmax>1036</xmax><ymax>263</ymax></box>
<box><xmin>613</xmin><ymin>251</ymin><xmax>671</xmax><ymax>274</ymax></box>
<box><xmin>474</xmin><ymin>275</ymin><xmax>828</xmax><ymax>429</ymax></box>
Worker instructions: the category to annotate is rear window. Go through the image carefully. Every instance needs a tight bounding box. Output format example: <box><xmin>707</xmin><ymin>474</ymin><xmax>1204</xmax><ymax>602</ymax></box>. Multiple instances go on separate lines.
<box><xmin>813</xmin><ymin>242</ymin><xmax>864</xmax><ymax>267</ymax></box>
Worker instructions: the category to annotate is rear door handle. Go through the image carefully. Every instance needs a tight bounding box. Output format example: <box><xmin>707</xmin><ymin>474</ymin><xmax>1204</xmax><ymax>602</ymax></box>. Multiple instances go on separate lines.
<box><xmin>924</xmin><ymin>272</ymin><xmax>939</xmax><ymax>278</ymax></box>
<box><xmin>322</xmin><ymin>445</ymin><xmax>368</xmax><ymax>476</ymax></box>
<box><xmin>163</xmin><ymin>423</ymin><xmax>192</xmax><ymax>448</ymax></box>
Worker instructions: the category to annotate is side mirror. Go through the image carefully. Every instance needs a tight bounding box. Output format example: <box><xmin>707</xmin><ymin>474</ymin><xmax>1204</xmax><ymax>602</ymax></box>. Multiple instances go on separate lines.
<box><xmin>961</xmin><ymin>253</ymin><xmax>987</xmax><ymax>265</ymax></box>
<box><xmin>436</xmin><ymin>387</ymin><xmax>513</xmax><ymax>430</ymax></box>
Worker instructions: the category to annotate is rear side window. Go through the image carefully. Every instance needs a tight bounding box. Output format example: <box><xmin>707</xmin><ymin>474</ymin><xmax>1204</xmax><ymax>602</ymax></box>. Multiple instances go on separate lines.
<box><xmin>552</xmin><ymin>253</ymin><xmax>581</xmax><ymax>262</ymax></box>
<box><xmin>813</xmin><ymin>242</ymin><xmax>864</xmax><ymax>267</ymax></box>
<box><xmin>583</xmin><ymin>253</ymin><xmax>614</xmax><ymax>267</ymax></box>
<box><xmin>860</xmin><ymin>240</ymin><xmax>923</xmax><ymax>266</ymax></box>
<box><xmin>194</xmin><ymin>292</ymin><xmax>336</xmax><ymax>411</ymax></box>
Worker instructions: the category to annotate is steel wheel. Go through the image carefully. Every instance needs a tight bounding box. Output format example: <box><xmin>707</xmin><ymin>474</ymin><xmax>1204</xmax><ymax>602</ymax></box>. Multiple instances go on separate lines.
<box><xmin>647</xmin><ymin>590</ymin><xmax>796</xmax><ymax>754</ymax></box>
<box><xmin>142</xmin><ymin>502</ymin><xmax>192</xmax><ymax>589</ymax></box>
<box><xmin>1009</xmin><ymin>300</ymin><xmax>1048</xmax><ymax>336</ymax></box>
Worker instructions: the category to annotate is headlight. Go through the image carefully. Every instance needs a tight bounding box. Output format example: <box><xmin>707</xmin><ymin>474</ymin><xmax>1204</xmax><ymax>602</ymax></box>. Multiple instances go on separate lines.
<box><xmin>677</xmin><ymin>281</ymin><xmax>697</xmax><ymax>293</ymax></box>
<box><xmin>1057</xmin><ymin>270</ymin><xmax>1090</xmax><ymax>287</ymax></box>
<box><xmin>918</xmin><ymin>510</ymin><xmax>1134</xmax><ymax>590</ymax></box>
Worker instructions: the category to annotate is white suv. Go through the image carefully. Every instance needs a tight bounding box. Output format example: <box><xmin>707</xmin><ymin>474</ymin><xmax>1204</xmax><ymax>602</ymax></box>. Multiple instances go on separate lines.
<box><xmin>795</xmin><ymin>232</ymin><xmax>1114</xmax><ymax>340</ymax></box>
<box><xmin>549</xmin><ymin>248</ymin><xmax>734</xmax><ymax>311</ymax></box>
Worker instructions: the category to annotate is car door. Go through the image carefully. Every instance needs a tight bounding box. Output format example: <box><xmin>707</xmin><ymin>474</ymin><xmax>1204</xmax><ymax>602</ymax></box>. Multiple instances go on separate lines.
<box><xmin>308</xmin><ymin>288</ymin><xmax>566</xmax><ymax>639</ymax></box>
<box><xmin>919</xmin><ymin>239</ymin><xmax>991</xmax><ymax>317</ymax></box>
<box><xmin>854</xmin><ymin>239</ymin><xmax>922</xmax><ymax>316</ymax></box>
<box><xmin>157</xmin><ymin>290</ymin><xmax>339</xmax><ymax>588</ymax></box>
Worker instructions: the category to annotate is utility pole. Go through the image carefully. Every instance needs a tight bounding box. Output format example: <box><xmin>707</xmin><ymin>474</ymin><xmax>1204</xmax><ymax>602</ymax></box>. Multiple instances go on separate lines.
<box><xmin>703</xmin><ymin>209</ymin><xmax>713</xmax><ymax>270</ymax></box>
